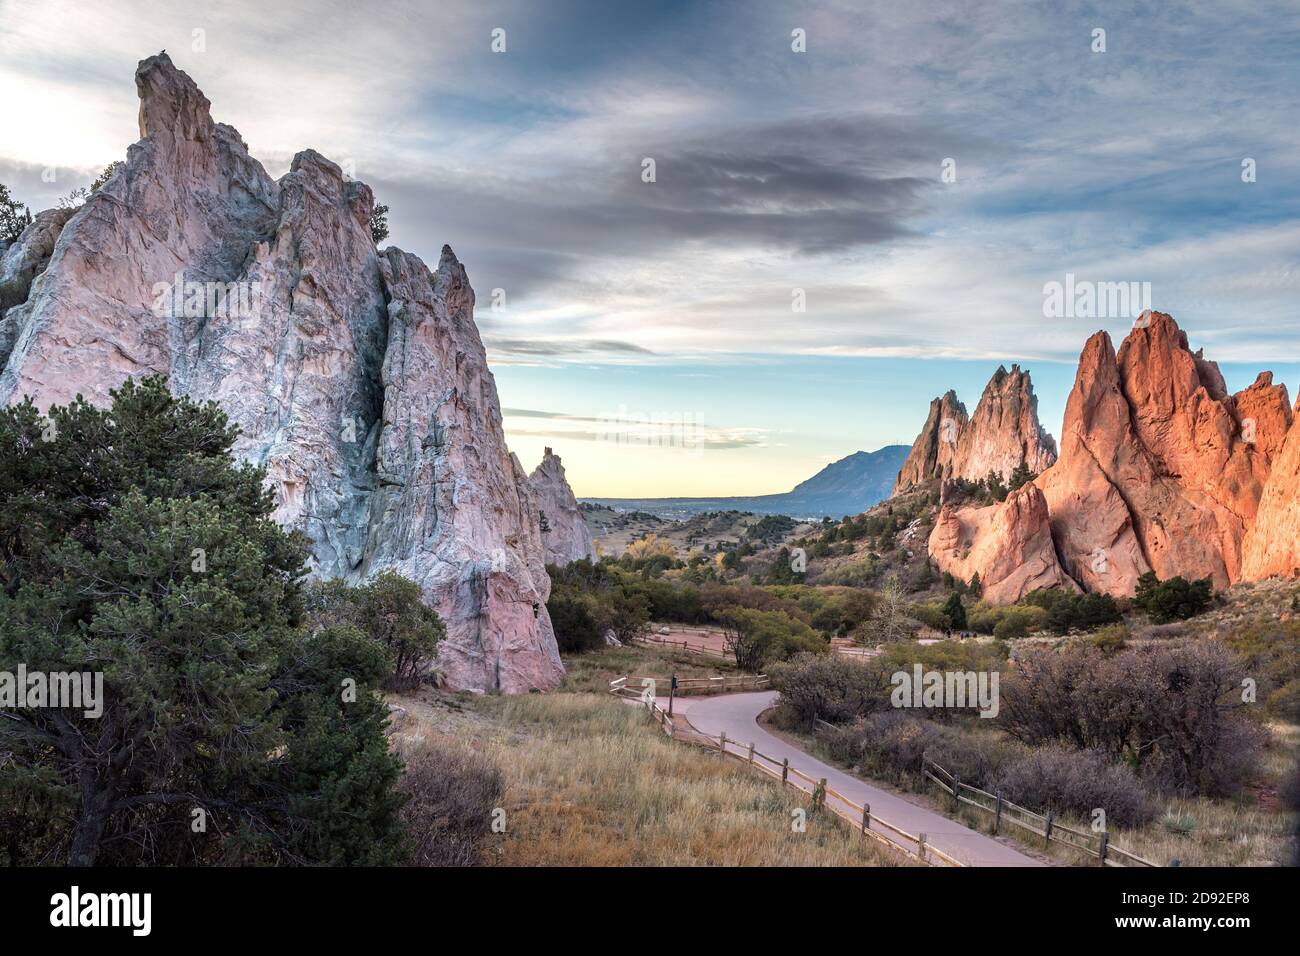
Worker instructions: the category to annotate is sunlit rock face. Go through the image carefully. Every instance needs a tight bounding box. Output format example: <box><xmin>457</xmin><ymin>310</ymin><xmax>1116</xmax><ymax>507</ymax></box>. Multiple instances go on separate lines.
<box><xmin>893</xmin><ymin>366</ymin><xmax>1055</xmax><ymax>495</ymax></box>
<box><xmin>0</xmin><ymin>53</ymin><xmax>562</xmax><ymax>692</ymax></box>
<box><xmin>928</xmin><ymin>481</ymin><xmax>1079</xmax><ymax>604</ymax></box>
<box><xmin>1035</xmin><ymin>312</ymin><xmax>1275</xmax><ymax>595</ymax></box>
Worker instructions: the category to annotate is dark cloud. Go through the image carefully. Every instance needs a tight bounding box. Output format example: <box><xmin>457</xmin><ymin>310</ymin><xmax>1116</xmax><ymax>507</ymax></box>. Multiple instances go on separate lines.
<box><xmin>372</xmin><ymin>112</ymin><xmax>981</xmax><ymax>300</ymax></box>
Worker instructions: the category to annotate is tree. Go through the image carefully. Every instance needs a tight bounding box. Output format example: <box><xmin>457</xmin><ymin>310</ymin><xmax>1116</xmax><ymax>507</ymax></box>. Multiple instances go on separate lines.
<box><xmin>370</xmin><ymin>202</ymin><xmax>390</xmax><ymax>245</ymax></box>
<box><xmin>0</xmin><ymin>182</ymin><xmax>31</xmax><ymax>243</ymax></box>
<box><xmin>1007</xmin><ymin>461</ymin><xmax>1033</xmax><ymax>492</ymax></box>
<box><xmin>1134</xmin><ymin>572</ymin><xmax>1214</xmax><ymax>623</ymax></box>
<box><xmin>601</xmin><ymin>588</ymin><xmax>651</xmax><ymax>645</ymax></box>
<box><xmin>354</xmin><ymin>571</ymin><xmax>444</xmax><ymax>689</ymax></box>
<box><xmin>861</xmin><ymin>575</ymin><xmax>912</xmax><ymax>644</ymax></box>
<box><xmin>718</xmin><ymin>606</ymin><xmax>823</xmax><ymax>672</ymax></box>
<box><xmin>0</xmin><ymin>377</ymin><xmax>406</xmax><ymax>865</ymax></box>
<box><xmin>91</xmin><ymin>161</ymin><xmax>124</xmax><ymax>192</ymax></box>
<box><xmin>941</xmin><ymin>592</ymin><xmax>967</xmax><ymax>633</ymax></box>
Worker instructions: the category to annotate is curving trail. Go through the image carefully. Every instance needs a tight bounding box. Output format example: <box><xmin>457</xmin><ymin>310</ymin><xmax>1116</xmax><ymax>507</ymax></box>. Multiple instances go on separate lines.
<box><xmin>668</xmin><ymin>691</ymin><xmax>1042</xmax><ymax>867</ymax></box>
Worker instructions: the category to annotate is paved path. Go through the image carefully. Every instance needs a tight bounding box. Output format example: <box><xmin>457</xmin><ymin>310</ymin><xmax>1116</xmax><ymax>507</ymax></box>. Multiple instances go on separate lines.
<box><xmin>667</xmin><ymin>690</ymin><xmax>1041</xmax><ymax>867</ymax></box>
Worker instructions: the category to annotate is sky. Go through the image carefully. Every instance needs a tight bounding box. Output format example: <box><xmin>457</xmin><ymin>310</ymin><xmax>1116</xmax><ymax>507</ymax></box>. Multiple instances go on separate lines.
<box><xmin>2</xmin><ymin>0</ymin><xmax>1298</xmax><ymax>496</ymax></box>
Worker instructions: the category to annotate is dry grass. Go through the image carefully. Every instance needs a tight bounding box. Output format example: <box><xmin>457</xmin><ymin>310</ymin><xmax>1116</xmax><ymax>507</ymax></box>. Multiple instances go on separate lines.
<box><xmin>388</xmin><ymin>684</ymin><xmax>899</xmax><ymax>866</ymax></box>
<box><xmin>475</xmin><ymin>693</ymin><xmax>900</xmax><ymax>866</ymax></box>
<box><xmin>557</xmin><ymin>642</ymin><xmax>739</xmax><ymax>694</ymax></box>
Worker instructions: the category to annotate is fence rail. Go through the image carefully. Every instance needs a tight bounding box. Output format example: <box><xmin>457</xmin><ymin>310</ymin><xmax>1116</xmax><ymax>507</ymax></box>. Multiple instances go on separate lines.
<box><xmin>608</xmin><ymin>677</ymin><xmax>963</xmax><ymax>867</ymax></box>
<box><xmin>614</xmin><ymin>673</ymin><xmax>769</xmax><ymax>696</ymax></box>
<box><xmin>921</xmin><ymin>755</ymin><xmax>1158</xmax><ymax>867</ymax></box>
<box><xmin>633</xmin><ymin>632</ymin><xmax>731</xmax><ymax>660</ymax></box>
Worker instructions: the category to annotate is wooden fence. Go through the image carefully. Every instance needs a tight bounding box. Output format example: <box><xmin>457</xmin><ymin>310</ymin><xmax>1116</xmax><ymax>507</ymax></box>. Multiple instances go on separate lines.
<box><xmin>608</xmin><ymin>677</ymin><xmax>963</xmax><ymax>867</ymax></box>
<box><xmin>611</xmin><ymin>673</ymin><xmax>769</xmax><ymax>697</ymax></box>
<box><xmin>921</xmin><ymin>755</ymin><xmax>1158</xmax><ymax>867</ymax></box>
<box><xmin>633</xmin><ymin>631</ymin><xmax>731</xmax><ymax>660</ymax></box>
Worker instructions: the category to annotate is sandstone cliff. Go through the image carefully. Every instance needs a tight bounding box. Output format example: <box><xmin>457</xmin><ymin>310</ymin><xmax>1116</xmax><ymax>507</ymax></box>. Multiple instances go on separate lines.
<box><xmin>894</xmin><ymin>365</ymin><xmax>1055</xmax><ymax>494</ymax></box>
<box><xmin>1241</xmin><ymin>393</ymin><xmax>1300</xmax><ymax>580</ymax></box>
<box><xmin>1036</xmin><ymin>312</ymin><xmax>1277</xmax><ymax>595</ymax></box>
<box><xmin>0</xmin><ymin>54</ymin><xmax>562</xmax><ymax>692</ymax></box>
<box><xmin>925</xmin><ymin>310</ymin><xmax>1294</xmax><ymax>601</ymax></box>
<box><xmin>928</xmin><ymin>481</ymin><xmax>1079</xmax><ymax>603</ymax></box>
<box><xmin>527</xmin><ymin>447</ymin><xmax>597</xmax><ymax>565</ymax></box>
<box><xmin>893</xmin><ymin>391</ymin><xmax>968</xmax><ymax>491</ymax></box>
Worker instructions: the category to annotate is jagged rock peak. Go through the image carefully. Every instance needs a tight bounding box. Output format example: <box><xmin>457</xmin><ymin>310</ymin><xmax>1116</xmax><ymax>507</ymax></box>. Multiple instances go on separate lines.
<box><xmin>1029</xmin><ymin>310</ymin><xmax>1275</xmax><ymax>596</ymax></box>
<box><xmin>0</xmin><ymin>53</ymin><xmax>563</xmax><ymax>693</ymax></box>
<box><xmin>893</xmin><ymin>365</ymin><xmax>1055</xmax><ymax>494</ymax></box>
<box><xmin>528</xmin><ymin>447</ymin><xmax>597</xmax><ymax>566</ymax></box>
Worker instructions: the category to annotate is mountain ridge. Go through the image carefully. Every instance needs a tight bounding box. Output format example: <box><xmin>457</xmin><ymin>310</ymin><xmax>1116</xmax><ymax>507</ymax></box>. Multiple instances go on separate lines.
<box><xmin>582</xmin><ymin>445</ymin><xmax>909</xmax><ymax>519</ymax></box>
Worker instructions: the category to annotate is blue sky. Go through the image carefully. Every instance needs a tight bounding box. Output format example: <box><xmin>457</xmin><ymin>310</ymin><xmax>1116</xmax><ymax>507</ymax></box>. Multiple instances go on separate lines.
<box><xmin>2</xmin><ymin>0</ymin><xmax>1298</xmax><ymax>495</ymax></box>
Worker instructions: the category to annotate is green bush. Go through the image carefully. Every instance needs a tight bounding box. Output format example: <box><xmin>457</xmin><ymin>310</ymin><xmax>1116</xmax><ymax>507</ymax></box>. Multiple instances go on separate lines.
<box><xmin>0</xmin><ymin>376</ymin><xmax>405</xmax><ymax>866</ymax></box>
<box><xmin>547</xmin><ymin>592</ymin><xmax>606</xmax><ymax>653</ymax></box>
<box><xmin>1044</xmin><ymin>590</ymin><xmax>1123</xmax><ymax>633</ymax></box>
<box><xmin>1133</xmin><ymin>572</ymin><xmax>1214</xmax><ymax>623</ymax></box>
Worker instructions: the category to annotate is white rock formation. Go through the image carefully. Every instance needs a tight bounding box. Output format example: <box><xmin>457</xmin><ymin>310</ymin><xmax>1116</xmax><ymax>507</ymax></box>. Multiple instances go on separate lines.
<box><xmin>0</xmin><ymin>53</ymin><xmax>562</xmax><ymax>693</ymax></box>
<box><xmin>527</xmin><ymin>447</ymin><xmax>597</xmax><ymax>565</ymax></box>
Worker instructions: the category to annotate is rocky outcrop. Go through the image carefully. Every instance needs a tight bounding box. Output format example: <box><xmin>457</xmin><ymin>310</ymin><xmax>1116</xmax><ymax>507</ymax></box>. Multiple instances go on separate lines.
<box><xmin>954</xmin><ymin>365</ymin><xmax>1057</xmax><ymax>482</ymax></box>
<box><xmin>917</xmin><ymin>311</ymin><xmax>1300</xmax><ymax>601</ymax></box>
<box><xmin>527</xmin><ymin>447</ymin><xmax>597</xmax><ymax>565</ymax></box>
<box><xmin>0</xmin><ymin>207</ymin><xmax>75</xmax><ymax>347</ymax></box>
<box><xmin>893</xmin><ymin>391</ymin><xmax>968</xmax><ymax>491</ymax></box>
<box><xmin>1035</xmin><ymin>312</ymin><xmax>1274</xmax><ymax>595</ymax></box>
<box><xmin>928</xmin><ymin>482</ymin><xmax>1079</xmax><ymax>603</ymax></box>
<box><xmin>894</xmin><ymin>366</ymin><xmax>1055</xmax><ymax>494</ymax></box>
<box><xmin>1242</xmin><ymin>395</ymin><xmax>1300</xmax><ymax>580</ymax></box>
<box><xmin>0</xmin><ymin>54</ymin><xmax>562</xmax><ymax>692</ymax></box>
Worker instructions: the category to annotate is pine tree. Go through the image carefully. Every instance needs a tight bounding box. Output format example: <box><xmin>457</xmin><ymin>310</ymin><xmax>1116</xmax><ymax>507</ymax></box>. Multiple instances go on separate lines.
<box><xmin>0</xmin><ymin>377</ymin><xmax>407</xmax><ymax>865</ymax></box>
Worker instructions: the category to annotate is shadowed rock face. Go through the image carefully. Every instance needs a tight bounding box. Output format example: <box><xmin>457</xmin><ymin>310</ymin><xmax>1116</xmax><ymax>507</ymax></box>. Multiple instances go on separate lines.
<box><xmin>0</xmin><ymin>53</ymin><xmax>562</xmax><ymax>692</ymax></box>
<box><xmin>528</xmin><ymin>448</ymin><xmax>596</xmax><ymax>565</ymax></box>
<box><xmin>893</xmin><ymin>391</ymin><xmax>969</xmax><ymax>492</ymax></box>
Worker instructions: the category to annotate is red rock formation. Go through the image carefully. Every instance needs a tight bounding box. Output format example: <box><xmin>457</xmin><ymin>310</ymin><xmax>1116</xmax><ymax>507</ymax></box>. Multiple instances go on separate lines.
<box><xmin>954</xmin><ymin>364</ymin><xmax>1057</xmax><ymax>483</ymax></box>
<box><xmin>1242</xmin><ymin>395</ymin><xmax>1300</xmax><ymax>580</ymax></box>
<box><xmin>928</xmin><ymin>482</ymin><xmax>1079</xmax><ymax>603</ymax></box>
<box><xmin>922</xmin><ymin>311</ymin><xmax>1294</xmax><ymax>601</ymax></box>
<box><xmin>894</xmin><ymin>366</ymin><xmax>1055</xmax><ymax>494</ymax></box>
<box><xmin>1037</xmin><ymin>312</ymin><xmax>1272</xmax><ymax>593</ymax></box>
<box><xmin>893</xmin><ymin>390</ymin><xmax>967</xmax><ymax>492</ymax></box>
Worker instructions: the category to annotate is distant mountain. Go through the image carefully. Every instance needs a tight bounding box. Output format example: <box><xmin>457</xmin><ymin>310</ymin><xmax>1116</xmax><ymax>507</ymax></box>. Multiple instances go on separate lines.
<box><xmin>582</xmin><ymin>446</ymin><xmax>910</xmax><ymax>519</ymax></box>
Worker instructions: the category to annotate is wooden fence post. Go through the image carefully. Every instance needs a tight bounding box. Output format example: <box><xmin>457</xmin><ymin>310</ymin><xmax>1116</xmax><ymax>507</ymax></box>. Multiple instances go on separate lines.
<box><xmin>993</xmin><ymin>790</ymin><xmax>1003</xmax><ymax>835</ymax></box>
<box><xmin>862</xmin><ymin>803</ymin><xmax>870</xmax><ymax>832</ymax></box>
<box><xmin>918</xmin><ymin>833</ymin><xmax>927</xmax><ymax>862</ymax></box>
<box><xmin>1098</xmin><ymin>831</ymin><xmax>1109</xmax><ymax>866</ymax></box>
<box><xmin>747</xmin><ymin>742</ymin><xmax>755</xmax><ymax>766</ymax></box>
<box><xmin>951</xmin><ymin>774</ymin><xmax>961</xmax><ymax>812</ymax></box>
<box><xmin>719</xmin><ymin>731</ymin><xmax>727</xmax><ymax>757</ymax></box>
<box><xmin>813</xmin><ymin>778</ymin><xmax>827</xmax><ymax>812</ymax></box>
<box><xmin>1044</xmin><ymin>811</ymin><xmax>1054</xmax><ymax>848</ymax></box>
<box><xmin>781</xmin><ymin>757</ymin><xmax>789</xmax><ymax>784</ymax></box>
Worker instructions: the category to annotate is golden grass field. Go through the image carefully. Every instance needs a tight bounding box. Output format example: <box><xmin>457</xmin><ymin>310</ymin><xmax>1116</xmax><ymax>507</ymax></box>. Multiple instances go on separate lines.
<box><xmin>388</xmin><ymin>687</ymin><xmax>900</xmax><ymax>866</ymax></box>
